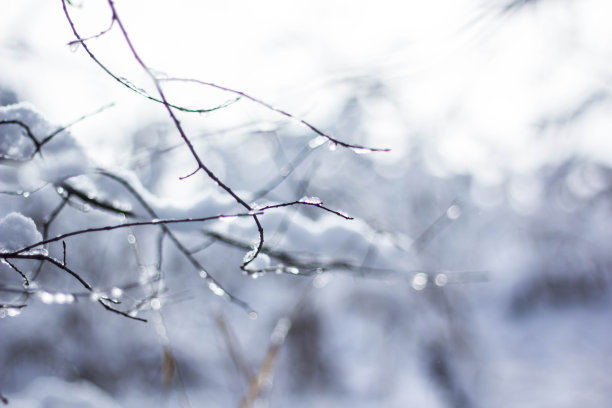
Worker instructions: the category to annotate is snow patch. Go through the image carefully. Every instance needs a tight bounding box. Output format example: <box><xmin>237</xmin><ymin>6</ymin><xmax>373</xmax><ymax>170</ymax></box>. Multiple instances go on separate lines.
<box><xmin>0</xmin><ymin>212</ymin><xmax>42</xmax><ymax>252</ymax></box>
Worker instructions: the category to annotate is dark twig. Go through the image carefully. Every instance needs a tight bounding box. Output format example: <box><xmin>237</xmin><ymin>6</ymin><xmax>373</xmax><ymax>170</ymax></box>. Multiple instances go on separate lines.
<box><xmin>61</xmin><ymin>1</ymin><xmax>239</xmax><ymax>114</ymax></box>
<box><xmin>0</xmin><ymin>120</ymin><xmax>41</xmax><ymax>156</ymax></box>
<box><xmin>161</xmin><ymin>77</ymin><xmax>390</xmax><ymax>153</ymax></box>
<box><xmin>5</xmin><ymin>259</ymin><xmax>30</xmax><ymax>286</ymax></box>
<box><xmin>11</xmin><ymin>212</ymin><xmax>259</xmax><ymax>254</ymax></box>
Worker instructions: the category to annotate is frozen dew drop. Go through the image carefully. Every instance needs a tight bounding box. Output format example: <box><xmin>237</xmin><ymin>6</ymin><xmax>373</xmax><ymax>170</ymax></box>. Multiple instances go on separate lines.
<box><xmin>54</xmin><ymin>293</ymin><xmax>75</xmax><ymax>304</ymax></box>
<box><xmin>199</xmin><ymin>270</ymin><xmax>208</xmax><ymax>279</ymax></box>
<box><xmin>38</xmin><ymin>291</ymin><xmax>54</xmax><ymax>304</ymax></box>
<box><xmin>150</xmin><ymin>298</ymin><xmax>162</xmax><ymax>310</ymax></box>
<box><xmin>22</xmin><ymin>191</ymin><xmax>30</xmax><ymax>198</ymax></box>
<box><xmin>6</xmin><ymin>307</ymin><xmax>22</xmax><ymax>317</ymax></box>
<box><xmin>68</xmin><ymin>41</ymin><xmax>80</xmax><ymax>52</ymax></box>
<box><xmin>328</xmin><ymin>142</ymin><xmax>337</xmax><ymax>151</ymax></box>
<box><xmin>110</xmin><ymin>287</ymin><xmax>123</xmax><ymax>298</ymax></box>
<box><xmin>351</xmin><ymin>147</ymin><xmax>371</xmax><ymax>155</ymax></box>
<box><xmin>151</xmin><ymin>218</ymin><xmax>160</xmax><ymax>224</ymax></box>
<box><xmin>249</xmin><ymin>311</ymin><xmax>258</xmax><ymax>320</ymax></box>
<box><xmin>127</xmin><ymin>234</ymin><xmax>136</xmax><ymax>244</ymax></box>
<box><xmin>308</xmin><ymin>136</ymin><xmax>327</xmax><ymax>149</ymax></box>
<box><xmin>446</xmin><ymin>204</ymin><xmax>461</xmax><ymax>220</ymax></box>
<box><xmin>56</xmin><ymin>186</ymin><xmax>65</xmax><ymax>195</ymax></box>
<box><xmin>128</xmin><ymin>310</ymin><xmax>138</xmax><ymax>318</ymax></box>
<box><xmin>286</xmin><ymin>266</ymin><xmax>300</xmax><ymax>275</ymax></box>
<box><xmin>435</xmin><ymin>273</ymin><xmax>448</xmax><ymax>287</ymax></box>
<box><xmin>411</xmin><ymin>273</ymin><xmax>428</xmax><ymax>291</ymax></box>
<box><xmin>208</xmin><ymin>281</ymin><xmax>226</xmax><ymax>297</ymax></box>
<box><xmin>90</xmin><ymin>291</ymin><xmax>103</xmax><ymax>301</ymax></box>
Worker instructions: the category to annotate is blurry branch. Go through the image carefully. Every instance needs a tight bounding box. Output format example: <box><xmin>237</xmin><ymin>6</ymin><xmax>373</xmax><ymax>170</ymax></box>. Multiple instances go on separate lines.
<box><xmin>204</xmin><ymin>230</ymin><xmax>389</xmax><ymax>276</ymax></box>
<box><xmin>126</xmin><ymin>230</ymin><xmax>192</xmax><ymax>408</ymax></box>
<box><xmin>251</xmin><ymin>143</ymin><xmax>318</xmax><ymax>201</ymax></box>
<box><xmin>215</xmin><ymin>312</ymin><xmax>253</xmax><ymax>385</ymax></box>
<box><xmin>411</xmin><ymin>200</ymin><xmax>462</xmax><ymax>252</ymax></box>
<box><xmin>161</xmin><ymin>77</ymin><xmax>391</xmax><ymax>154</ymax></box>
<box><xmin>40</xmin><ymin>102</ymin><xmax>115</xmax><ymax>146</ymax></box>
<box><xmin>238</xmin><ymin>283</ymin><xmax>312</xmax><ymax>408</ymax></box>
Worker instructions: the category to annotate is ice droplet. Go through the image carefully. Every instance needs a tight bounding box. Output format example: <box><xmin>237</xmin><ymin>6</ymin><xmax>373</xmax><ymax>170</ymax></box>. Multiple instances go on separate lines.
<box><xmin>6</xmin><ymin>308</ymin><xmax>22</xmax><ymax>317</ymax></box>
<box><xmin>308</xmin><ymin>136</ymin><xmax>327</xmax><ymax>149</ymax></box>
<box><xmin>351</xmin><ymin>147</ymin><xmax>371</xmax><ymax>155</ymax></box>
<box><xmin>90</xmin><ymin>291</ymin><xmax>103</xmax><ymax>301</ymax></box>
<box><xmin>286</xmin><ymin>266</ymin><xmax>300</xmax><ymax>275</ymax></box>
<box><xmin>22</xmin><ymin>191</ymin><xmax>30</xmax><ymax>198</ymax></box>
<box><xmin>446</xmin><ymin>204</ymin><xmax>461</xmax><ymax>220</ymax></box>
<box><xmin>150</xmin><ymin>298</ymin><xmax>161</xmax><ymax>310</ymax></box>
<box><xmin>412</xmin><ymin>273</ymin><xmax>428</xmax><ymax>291</ymax></box>
<box><xmin>127</xmin><ymin>234</ymin><xmax>136</xmax><ymax>244</ymax></box>
<box><xmin>69</xmin><ymin>42</ymin><xmax>80</xmax><ymax>53</ymax></box>
<box><xmin>435</xmin><ymin>273</ymin><xmax>448</xmax><ymax>287</ymax></box>
<box><xmin>38</xmin><ymin>291</ymin><xmax>54</xmax><ymax>304</ymax></box>
<box><xmin>0</xmin><ymin>308</ymin><xmax>22</xmax><ymax>318</ymax></box>
<box><xmin>110</xmin><ymin>287</ymin><xmax>123</xmax><ymax>298</ymax></box>
<box><xmin>249</xmin><ymin>311</ymin><xmax>258</xmax><ymax>320</ymax></box>
<box><xmin>220</xmin><ymin>215</ymin><xmax>238</xmax><ymax>223</ymax></box>
<box><xmin>54</xmin><ymin>293</ymin><xmax>75</xmax><ymax>304</ymax></box>
<box><xmin>328</xmin><ymin>142</ymin><xmax>337</xmax><ymax>151</ymax></box>
<box><xmin>208</xmin><ymin>281</ymin><xmax>226</xmax><ymax>297</ymax></box>
<box><xmin>199</xmin><ymin>270</ymin><xmax>208</xmax><ymax>279</ymax></box>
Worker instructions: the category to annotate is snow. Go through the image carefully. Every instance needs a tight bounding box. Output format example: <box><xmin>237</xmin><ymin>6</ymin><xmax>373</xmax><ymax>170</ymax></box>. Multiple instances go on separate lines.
<box><xmin>0</xmin><ymin>212</ymin><xmax>42</xmax><ymax>252</ymax></box>
<box><xmin>2</xmin><ymin>1</ymin><xmax>612</xmax><ymax>408</ymax></box>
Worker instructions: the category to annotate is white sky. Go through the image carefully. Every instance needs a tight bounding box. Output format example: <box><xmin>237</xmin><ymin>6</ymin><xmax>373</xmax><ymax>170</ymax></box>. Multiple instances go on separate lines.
<box><xmin>1</xmin><ymin>0</ymin><xmax>611</xmax><ymax>182</ymax></box>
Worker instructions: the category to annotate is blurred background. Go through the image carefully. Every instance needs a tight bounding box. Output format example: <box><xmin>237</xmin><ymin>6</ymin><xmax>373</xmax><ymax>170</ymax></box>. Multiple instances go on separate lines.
<box><xmin>1</xmin><ymin>0</ymin><xmax>612</xmax><ymax>407</ymax></box>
